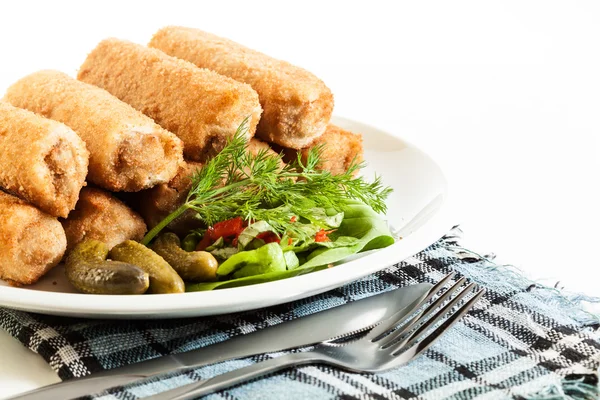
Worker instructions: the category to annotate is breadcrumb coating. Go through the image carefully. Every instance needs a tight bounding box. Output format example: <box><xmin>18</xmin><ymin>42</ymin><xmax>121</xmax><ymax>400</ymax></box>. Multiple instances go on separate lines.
<box><xmin>149</xmin><ymin>26</ymin><xmax>333</xmax><ymax>149</ymax></box>
<box><xmin>61</xmin><ymin>187</ymin><xmax>147</xmax><ymax>252</ymax></box>
<box><xmin>5</xmin><ymin>70</ymin><xmax>183</xmax><ymax>192</ymax></box>
<box><xmin>0</xmin><ymin>102</ymin><xmax>89</xmax><ymax>217</ymax></box>
<box><xmin>0</xmin><ymin>191</ymin><xmax>66</xmax><ymax>286</ymax></box>
<box><xmin>78</xmin><ymin>38</ymin><xmax>262</xmax><ymax>162</ymax></box>
<box><xmin>278</xmin><ymin>124</ymin><xmax>363</xmax><ymax>176</ymax></box>
<box><xmin>136</xmin><ymin>160</ymin><xmax>204</xmax><ymax>234</ymax></box>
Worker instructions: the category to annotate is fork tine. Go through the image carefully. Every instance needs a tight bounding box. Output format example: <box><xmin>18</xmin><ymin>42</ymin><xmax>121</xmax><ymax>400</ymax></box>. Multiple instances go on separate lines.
<box><xmin>376</xmin><ymin>276</ymin><xmax>467</xmax><ymax>346</ymax></box>
<box><xmin>387</xmin><ymin>286</ymin><xmax>484</xmax><ymax>356</ymax></box>
<box><xmin>388</xmin><ymin>288</ymin><xmax>486</xmax><ymax>366</ymax></box>
<box><xmin>367</xmin><ymin>272</ymin><xmax>456</xmax><ymax>341</ymax></box>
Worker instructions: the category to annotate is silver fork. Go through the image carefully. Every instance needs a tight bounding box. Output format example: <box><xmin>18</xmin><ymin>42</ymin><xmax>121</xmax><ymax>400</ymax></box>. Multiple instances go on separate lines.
<box><xmin>147</xmin><ymin>275</ymin><xmax>485</xmax><ymax>400</ymax></box>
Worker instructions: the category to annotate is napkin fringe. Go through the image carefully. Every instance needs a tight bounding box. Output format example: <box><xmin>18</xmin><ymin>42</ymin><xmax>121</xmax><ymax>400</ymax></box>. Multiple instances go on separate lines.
<box><xmin>520</xmin><ymin>375</ymin><xmax>599</xmax><ymax>400</ymax></box>
<box><xmin>440</xmin><ymin>227</ymin><xmax>600</xmax><ymax>331</ymax></box>
<box><xmin>441</xmin><ymin>228</ymin><xmax>600</xmax><ymax>399</ymax></box>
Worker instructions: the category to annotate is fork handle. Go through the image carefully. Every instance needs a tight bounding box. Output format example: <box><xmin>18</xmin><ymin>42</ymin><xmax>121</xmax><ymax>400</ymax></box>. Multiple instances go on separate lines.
<box><xmin>147</xmin><ymin>351</ymin><xmax>320</xmax><ymax>400</ymax></box>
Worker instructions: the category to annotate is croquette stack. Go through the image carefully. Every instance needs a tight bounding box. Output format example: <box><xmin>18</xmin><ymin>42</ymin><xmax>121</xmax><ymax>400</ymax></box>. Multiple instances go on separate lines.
<box><xmin>0</xmin><ymin>27</ymin><xmax>364</xmax><ymax>286</ymax></box>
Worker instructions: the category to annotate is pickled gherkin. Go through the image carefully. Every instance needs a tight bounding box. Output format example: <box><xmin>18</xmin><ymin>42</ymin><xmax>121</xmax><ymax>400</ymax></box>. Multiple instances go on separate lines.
<box><xmin>151</xmin><ymin>233</ymin><xmax>218</xmax><ymax>282</ymax></box>
<box><xmin>65</xmin><ymin>240</ymin><xmax>149</xmax><ymax>294</ymax></box>
<box><xmin>181</xmin><ymin>232</ymin><xmax>201</xmax><ymax>252</ymax></box>
<box><xmin>109</xmin><ymin>240</ymin><xmax>185</xmax><ymax>294</ymax></box>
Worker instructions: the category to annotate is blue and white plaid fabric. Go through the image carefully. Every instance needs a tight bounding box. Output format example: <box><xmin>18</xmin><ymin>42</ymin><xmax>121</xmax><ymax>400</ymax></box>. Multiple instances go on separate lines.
<box><xmin>1</xmin><ymin>227</ymin><xmax>599</xmax><ymax>399</ymax></box>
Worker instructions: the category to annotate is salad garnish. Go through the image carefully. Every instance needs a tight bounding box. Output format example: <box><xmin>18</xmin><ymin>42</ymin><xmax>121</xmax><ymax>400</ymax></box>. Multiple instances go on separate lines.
<box><xmin>137</xmin><ymin>118</ymin><xmax>395</xmax><ymax>291</ymax></box>
<box><xmin>141</xmin><ymin>118</ymin><xmax>392</xmax><ymax>245</ymax></box>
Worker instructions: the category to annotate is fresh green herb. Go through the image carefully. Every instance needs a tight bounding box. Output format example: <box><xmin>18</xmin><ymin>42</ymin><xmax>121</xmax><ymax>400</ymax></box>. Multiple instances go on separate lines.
<box><xmin>141</xmin><ymin>118</ymin><xmax>392</xmax><ymax>245</ymax></box>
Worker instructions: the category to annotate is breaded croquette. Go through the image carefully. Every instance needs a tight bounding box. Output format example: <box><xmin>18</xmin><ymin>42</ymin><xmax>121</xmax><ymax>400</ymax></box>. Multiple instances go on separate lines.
<box><xmin>246</xmin><ymin>137</ymin><xmax>286</xmax><ymax>173</ymax></box>
<box><xmin>61</xmin><ymin>187</ymin><xmax>147</xmax><ymax>252</ymax></box>
<box><xmin>0</xmin><ymin>102</ymin><xmax>89</xmax><ymax>218</ymax></box>
<box><xmin>136</xmin><ymin>161</ymin><xmax>204</xmax><ymax>234</ymax></box>
<box><xmin>149</xmin><ymin>26</ymin><xmax>334</xmax><ymax>149</ymax></box>
<box><xmin>0</xmin><ymin>191</ymin><xmax>67</xmax><ymax>286</ymax></box>
<box><xmin>78</xmin><ymin>38</ymin><xmax>262</xmax><ymax>162</ymax></box>
<box><xmin>247</xmin><ymin>137</ymin><xmax>281</xmax><ymax>158</ymax></box>
<box><xmin>280</xmin><ymin>124</ymin><xmax>363</xmax><ymax>176</ymax></box>
<box><xmin>5</xmin><ymin>70</ymin><xmax>183</xmax><ymax>192</ymax></box>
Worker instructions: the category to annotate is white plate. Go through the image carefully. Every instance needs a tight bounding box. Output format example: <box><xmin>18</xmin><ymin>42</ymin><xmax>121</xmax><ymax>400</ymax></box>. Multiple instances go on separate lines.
<box><xmin>0</xmin><ymin>116</ymin><xmax>451</xmax><ymax>318</ymax></box>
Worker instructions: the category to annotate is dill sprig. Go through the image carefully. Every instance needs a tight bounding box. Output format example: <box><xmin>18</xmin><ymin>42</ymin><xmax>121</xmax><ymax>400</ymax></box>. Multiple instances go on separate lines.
<box><xmin>141</xmin><ymin>118</ymin><xmax>392</xmax><ymax>245</ymax></box>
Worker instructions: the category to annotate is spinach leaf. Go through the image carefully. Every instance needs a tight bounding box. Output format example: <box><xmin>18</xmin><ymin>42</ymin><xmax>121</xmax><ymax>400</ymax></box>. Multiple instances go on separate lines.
<box><xmin>300</xmin><ymin>207</ymin><xmax>344</xmax><ymax>228</ymax></box>
<box><xmin>298</xmin><ymin>202</ymin><xmax>394</xmax><ymax>269</ymax></box>
<box><xmin>216</xmin><ymin>242</ymin><xmax>286</xmax><ymax>279</ymax></box>
<box><xmin>186</xmin><ymin>265</ymin><xmax>328</xmax><ymax>291</ymax></box>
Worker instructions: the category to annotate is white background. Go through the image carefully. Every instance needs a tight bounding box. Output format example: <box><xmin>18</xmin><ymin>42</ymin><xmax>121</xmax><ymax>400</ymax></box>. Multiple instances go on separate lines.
<box><xmin>0</xmin><ymin>0</ymin><xmax>598</xmax><ymax>396</ymax></box>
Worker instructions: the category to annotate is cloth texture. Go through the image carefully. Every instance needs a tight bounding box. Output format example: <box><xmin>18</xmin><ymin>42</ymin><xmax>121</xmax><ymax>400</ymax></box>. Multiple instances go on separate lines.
<box><xmin>1</xmin><ymin>227</ymin><xmax>599</xmax><ymax>399</ymax></box>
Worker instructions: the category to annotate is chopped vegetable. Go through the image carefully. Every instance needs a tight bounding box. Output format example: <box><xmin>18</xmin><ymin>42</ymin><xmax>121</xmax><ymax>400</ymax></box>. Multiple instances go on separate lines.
<box><xmin>195</xmin><ymin>217</ymin><xmax>246</xmax><ymax>251</ymax></box>
<box><xmin>212</xmin><ymin>217</ymin><xmax>245</xmax><ymax>241</ymax></box>
<box><xmin>209</xmin><ymin>246</ymin><xmax>239</xmax><ymax>261</ymax></box>
<box><xmin>315</xmin><ymin>229</ymin><xmax>334</xmax><ymax>242</ymax></box>
<box><xmin>187</xmin><ymin>202</ymin><xmax>394</xmax><ymax>291</ymax></box>
<box><xmin>283</xmin><ymin>251</ymin><xmax>300</xmax><ymax>269</ymax></box>
<box><xmin>256</xmin><ymin>231</ymin><xmax>280</xmax><ymax>244</ymax></box>
<box><xmin>236</xmin><ymin>220</ymin><xmax>276</xmax><ymax>249</ymax></box>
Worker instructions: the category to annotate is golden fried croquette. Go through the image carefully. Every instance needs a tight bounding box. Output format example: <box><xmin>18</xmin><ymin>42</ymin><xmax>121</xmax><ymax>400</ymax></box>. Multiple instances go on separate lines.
<box><xmin>246</xmin><ymin>138</ymin><xmax>286</xmax><ymax>173</ymax></box>
<box><xmin>247</xmin><ymin>137</ymin><xmax>280</xmax><ymax>158</ymax></box>
<box><xmin>136</xmin><ymin>160</ymin><xmax>204</xmax><ymax>234</ymax></box>
<box><xmin>78</xmin><ymin>38</ymin><xmax>262</xmax><ymax>162</ymax></box>
<box><xmin>149</xmin><ymin>26</ymin><xmax>334</xmax><ymax>149</ymax></box>
<box><xmin>61</xmin><ymin>187</ymin><xmax>147</xmax><ymax>252</ymax></box>
<box><xmin>280</xmin><ymin>124</ymin><xmax>363</xmax><ymax>175</ymax></box>
<box><xmin>5</xmin><ymin>70</ymin><xmax>183</xmax><ymax>192</ymax></box>
<box><xmin>0</xmin><ymin>191</ymin><xmax>67</xmax><ymax>286</ymax></box>
<box><xmin>0</xmin><ymin>102</ymin><xmax>89</xmax><ymax>218</ymax></box>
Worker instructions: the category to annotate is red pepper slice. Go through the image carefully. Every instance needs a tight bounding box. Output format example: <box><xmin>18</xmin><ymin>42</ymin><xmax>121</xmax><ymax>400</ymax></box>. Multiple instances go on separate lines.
<box><xmin>256</xmin><ymin>231</ymin><xmax>281</xmax><ymax>244</ymax></box>
<box><xmin>315</xmin><ymin>229</ymin><xmax>335</xmax><ymax>243</ymax></box>
<box><xmin>195</xmin><ymin>217</ymin><xmax>246</xmax><ymax>251</ymax></box>
<box><xmin>212</xmin><ymin>217</ymin><xmax>245</xmax><ymax>240</ymax></box>
<box><xmin>290</xmin><ymin>216</ymin><xmax>297</xmax><ymax>223</ymax></box>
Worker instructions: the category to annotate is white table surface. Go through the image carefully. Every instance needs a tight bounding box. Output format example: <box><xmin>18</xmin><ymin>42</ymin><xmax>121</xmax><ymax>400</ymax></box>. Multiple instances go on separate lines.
<box><xmin>0</xmin><ymin>1</ymin><xmax>598</xmax><ymax>398</ymax></box>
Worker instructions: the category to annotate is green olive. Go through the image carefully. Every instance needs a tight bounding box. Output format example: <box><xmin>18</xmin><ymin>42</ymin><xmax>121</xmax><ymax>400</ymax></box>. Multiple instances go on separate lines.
<box><xmin>65</xmin><ymin>240</ymin><xmax>149</xmax><ymax>295</ymax></box>
<box><xmin>151</xmin><ymin>233</ymin><xmax>218</xmax><ymax>282</ymax></box>
<box><xmin>109</xmin><ymin>240</ymin><xmax>185</xmax><ymax>294</ymax></box>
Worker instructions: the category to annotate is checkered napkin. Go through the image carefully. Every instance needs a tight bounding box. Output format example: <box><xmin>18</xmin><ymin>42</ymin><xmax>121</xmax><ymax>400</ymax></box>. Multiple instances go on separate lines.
<box><xmin>1</xmin><ymin>227</ymin><xmax>599</xmax><ymax>400</ymax></box>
